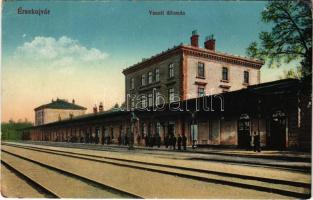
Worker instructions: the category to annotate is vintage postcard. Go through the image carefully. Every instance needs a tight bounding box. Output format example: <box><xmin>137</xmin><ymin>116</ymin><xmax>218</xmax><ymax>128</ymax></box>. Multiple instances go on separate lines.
<box><xmin>1</xmin><ymin>0</ymin><xmax>312</xmax><ymax>199</ymax></box>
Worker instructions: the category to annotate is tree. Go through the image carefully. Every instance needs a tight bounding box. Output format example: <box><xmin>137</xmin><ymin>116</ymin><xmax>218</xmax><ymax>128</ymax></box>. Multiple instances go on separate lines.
<box><xmin>1</xmin><ymin>121</ymin><xmax>33</xmax><ymax>140</ymax></box>
<box><xmin>120</xmin><ymin>101</ymin><xmax>126</xmax><ymax>109</ymax></box>
<box><xmin>113</xmin><ymin>103</ymin><xmax>119</xmax><ymax>108</ymax></box>
<box><xmin>280</xmin><ymin>66</ymin><xmax>302</xmax><ymax>79</ymax></box>
<box><xmin>247</xmin><ymin>1</ymin><xmax>312</xmax><ymax>79</ymax></box>
<box><xmin>107</xmin><ymin>102</ymin><xmax>120</xmax><ymax>111</ymax></box>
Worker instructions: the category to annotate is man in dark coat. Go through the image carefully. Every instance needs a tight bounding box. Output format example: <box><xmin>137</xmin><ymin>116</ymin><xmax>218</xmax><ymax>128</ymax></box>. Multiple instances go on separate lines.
<box><xmin>150</xmin><ymin>135</ymin><xmax>155</xmax><ymax>147</ymax></box>
<box><xmin>182</xmin><ymin>135</ymin><xmax>187</xmax><ymax>150</ymax></box>
<box><xmin>169</xmin><ymin>135</ymin><xmax>173</xmax><ymax>150</ymax></box>
<box><xmin>172</xmin><ymin>135</ymin><xmax>177</xmax><ymax>150</ymax></box>
<box><xmin>165</xmin><ymin>134</ymin><xmax>169</xmax><ymax>148</ymax></box>
<box><xmin>118</xmin><ymin>134</ymin><xmax>122</xmax><ymax>145</ymax></box>
<box><xmin>144</xmin><ymin>134</ymin><xmax>148</xmax><ymax>147</ymax></box>
<box><xmin>156</xmin><ymin>134</ymin><xmax>161</xmax><ymax>148</ymax></box>
<box><xmin>253</xmin><ymin>132</ymin><xmax>261</xmax><ymax>152</ymax></box>
<box><xmin>107</xmin><ymin>136</ymin><xmax>111</xmax><ymax>144</ymax></box>
<box><xmin>136</xmin><ymin>134</ymin><xmax>141</xmax><ymax>146</ymax></box>
<box><xmin>177</xmin><ymin>134</ymin><xmax>182</xmax><ymax>150</ymax></box>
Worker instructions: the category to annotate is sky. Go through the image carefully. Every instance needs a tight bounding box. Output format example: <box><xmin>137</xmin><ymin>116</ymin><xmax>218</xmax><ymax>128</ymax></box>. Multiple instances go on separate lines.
<box><xmin>1</xmin><ymin>1</ymin><xmax>298</xmax><ymax>123</ymax></box>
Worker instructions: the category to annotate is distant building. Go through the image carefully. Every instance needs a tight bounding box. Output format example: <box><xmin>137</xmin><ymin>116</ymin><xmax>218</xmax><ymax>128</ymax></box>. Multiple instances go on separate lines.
<box><xmin>123</xmin><ymin>31</ymin><xmax>263</xmax><ymax>109</ymax></box>
<box><xmin>34</xmin><ymin>98</ymin><xmax>87</xmax><ymax>126</ymax></box>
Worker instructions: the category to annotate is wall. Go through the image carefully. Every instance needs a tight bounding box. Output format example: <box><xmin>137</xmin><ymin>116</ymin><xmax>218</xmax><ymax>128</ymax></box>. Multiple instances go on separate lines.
<box><xmin>43</xmin><ymin>108</ymin><xmax>86</xmax><ymax>124</ymax></box>
<box><xmin>186</xmin><ymin>55</ymin><xmax>260</xmax><ymax>98</ymax></box>
<box><xmin>125</xmin><ymin>54</ymin><xmax>182</xmax><ymax>107</ymax></box>
<box><xmin>220</xmin><ymin>118</ymin><xmax>237</xmax><ymax>145</ymax></box>
<box><xmin>209</xmin><ymin>119</ymin><xmax>220</xmax><ymax>145</ymax></box>
<box><xmin>198</xmin><ymin>120</ymin><xmax>210</xmax><ymax>144</ymax></box>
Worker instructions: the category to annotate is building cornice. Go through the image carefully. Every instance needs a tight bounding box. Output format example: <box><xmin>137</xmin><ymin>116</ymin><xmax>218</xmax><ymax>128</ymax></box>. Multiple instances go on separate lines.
<box><xmin>122</xmin><ymin>45</ymin><xmax>264</xmax><ymax>75</ymax></box>
<box><xmin>181</xmin><ymin>45</ymin><xmax>263</xmax><ymax>69</ymax></box>
<box><xmin>123</xmin><ymin>46</ymin><xmax>182</xmax><ymax>75</ymax></box>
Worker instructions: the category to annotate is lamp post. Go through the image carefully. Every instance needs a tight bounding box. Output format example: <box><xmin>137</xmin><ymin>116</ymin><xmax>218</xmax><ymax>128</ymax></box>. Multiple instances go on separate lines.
<box><xmin>129</xmin><ymin>111</ymin><xmax>138</xmax><ymax>150</ymax></box>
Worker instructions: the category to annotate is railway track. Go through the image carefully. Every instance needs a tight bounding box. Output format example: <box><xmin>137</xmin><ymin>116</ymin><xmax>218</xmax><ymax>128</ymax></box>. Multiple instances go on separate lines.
<box><xmin>1</xmin><ymin>148</ymin><xmax>142</xmax><ymax>198</ymax></box>
<box><xmin>1</xmin><ymin>162</ymin><xmax>57</xmax><ymax>198</ymax></box>
<box><xmin>2</xmin><ymin>142</ymin><xmax>311</xmax><ymax>198</ymax></box>
<box><xmin>19</xmin><ymin>141</ymin><xmax>311</xmax><ymax>172</ymax></box>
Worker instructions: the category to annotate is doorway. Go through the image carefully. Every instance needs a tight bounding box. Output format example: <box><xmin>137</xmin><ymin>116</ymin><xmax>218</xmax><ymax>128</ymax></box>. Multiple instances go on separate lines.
<box><xmin>269</xmin><ymin>111</ymin><xmax>287</xmax><ymax>149</ymax></box>
<box><xmin>237</xmin><ymin>114</ymin><xmax>251</xmax><ymax>148</ymax></box>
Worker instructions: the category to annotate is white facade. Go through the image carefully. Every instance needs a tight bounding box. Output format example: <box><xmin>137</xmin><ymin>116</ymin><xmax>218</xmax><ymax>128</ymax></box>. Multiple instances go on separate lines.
<box><xmin>35</xmin><ymin>108</ymin><xmax>86</xmax><ymax>126</ymax></box>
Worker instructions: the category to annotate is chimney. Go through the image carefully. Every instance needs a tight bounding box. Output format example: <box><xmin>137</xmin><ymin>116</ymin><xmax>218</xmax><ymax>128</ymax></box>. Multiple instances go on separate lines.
<box><xmin>190</xmin><ymin>30</ymin><xmax>199</xmax><ymax>47</ymax></box>
<box><xmin>93</xmin><ymin>105</ymin><xmax>98</xmax><ymax>114</ymax></box>
<box><xmin>72</xmin><ymin>99</ymin><xmax>75</xmax><ymax>104</ymax></box>
<box><xmin>99</xmin><ymin>102</ymin><xmax>104</xmax><ymax>112</ymax></box>
<box><xmin>204</xmin><ymin>34</ymin><xmax>215</xmax><ymax>51</ymax></box>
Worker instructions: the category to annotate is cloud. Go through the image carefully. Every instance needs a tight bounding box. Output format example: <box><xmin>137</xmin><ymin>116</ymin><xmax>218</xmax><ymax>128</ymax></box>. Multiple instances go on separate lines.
<box><xmin>15</xmin><ymin>36</ymin><xmax>108</xmax><ymax>64</ymax></box>
<box><xmin>22</xmin><ymin>34</ymin><xmax>26</xmax><ymax>38</ymax></box>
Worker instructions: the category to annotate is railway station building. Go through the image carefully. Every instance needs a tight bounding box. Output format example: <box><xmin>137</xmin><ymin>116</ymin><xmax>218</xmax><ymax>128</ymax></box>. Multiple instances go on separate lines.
<box><xmin>23</xmin><ymin>32</ymin><xmax>311</xmax><ymax>151</ymax></box>
<box><xmin>34</xmin><ymin>98</ymin><xmax>87</xmax><ymax>126</ymax></box>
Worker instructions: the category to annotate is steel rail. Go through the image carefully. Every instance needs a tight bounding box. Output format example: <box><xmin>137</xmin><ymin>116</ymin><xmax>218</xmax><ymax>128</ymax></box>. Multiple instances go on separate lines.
<box><xmin>2</xmin><ymin>144</ymin><xmax>311</xmax><ymax>199</ymax></box>
<box><xmin>2</xmin><ymin>150</ymin><xmax>143</xmax><ymax>199</ymax></box>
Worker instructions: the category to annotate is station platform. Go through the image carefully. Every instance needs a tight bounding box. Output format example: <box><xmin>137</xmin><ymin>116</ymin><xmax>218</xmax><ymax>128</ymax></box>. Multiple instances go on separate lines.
<box><xmin>6</xmin><ymin>140</ymin><xmax>311</xmax><ymax>164</ymax></box>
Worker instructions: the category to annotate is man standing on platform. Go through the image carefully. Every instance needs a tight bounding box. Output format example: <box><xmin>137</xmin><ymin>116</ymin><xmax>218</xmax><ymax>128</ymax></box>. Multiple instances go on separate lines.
<box><xmin>177</xmin><ymin>134</ymin><xmax>182</xmax><ymax>150</ymax></box>
<box><xmin>182</xmin><ymin>134</ymin><xmax>187</xmax><ymax>151</ymax></box>
<box><xmin>253</xmin><ymin>132</ymin><xmax>261</xmax><ymax>152</ymax></box>
<box><xmin>172</xmin><ymin>135</ymin><xmax>177</xmax><ymax>150</ymax></box>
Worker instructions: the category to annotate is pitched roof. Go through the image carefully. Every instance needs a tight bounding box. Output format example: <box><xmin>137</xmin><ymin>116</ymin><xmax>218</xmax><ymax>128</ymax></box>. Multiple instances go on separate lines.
<box><xmin>30</xmin><ymin>107</ymin><xmax>127</xmax><ymax>128</ymax></box>
<box><xmin>34</xmin><ymin>99</ymin><xmax>87</xmax><ymax>111</ymax></box>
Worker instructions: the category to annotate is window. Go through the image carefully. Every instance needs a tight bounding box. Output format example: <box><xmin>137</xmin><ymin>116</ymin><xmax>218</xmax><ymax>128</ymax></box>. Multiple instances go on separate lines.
<box><xmin>141</xmin><ymin>95</ymin><xmax>147</xmax><ymax>108</ymax></box>
<box><xmin>222</xmin><ymin>67</ymin><xmax>228</xmax><ymax>81</ymax></box>
<box><xmin>198</xmin><ymin>87</ymin><xmax>205</xmax><ymax>97</ymax></box>
<box><xmin>141</xmin><ymin>74</ymin><xmax>146</xmax><ymax>86</ymax></box>
<box><xmin>148</xmin><ymin>93</ymin><xmax>153</xmax><ymax>107</ymax></box>
<box><xmin>148</xmin><ymin>72</ymin><xmax>153</xmax><ymax>84</ymax></box>
<box><xmin>169</xmin><ymin>63</ymin><xmax>174</xmax><ymax>78</ymax></box>
<box><xmin>155</xmin><ymin>122</ymin><xmax>161</xmax><ymax>136</ymax></box>
<box><xmin>155</xmin><ymin>91</ymin><xmax>161</xmax><ymax>105</ymax></box>
<box><xmin>130</xmin><ymin>98</ymin><xmax>135</xmax><ymax>109</ymax></box>
<box><xmin>244</xmin><ymin>71</ymin><xmax>249</xmax><ymax>84</ymax></box>
<box><xmin>130</xmin><ymin>78</ymin><xmax>135</xmax><ymax>89</ymax></box>
<box><xmin>144</xmin><ymin>96</ymin><xmax>147</xmax><ymax>108</ymax></box>
<box><xmin>198</xmin><ymin>62</ymin><xmax>205</xmax><ymax>77</ymax></box>
<box><xmin>155</xmin><ymin>68</ymin><xmax>160</xmax><ymax>82</ymax></box>
<box><xmin>168</xmin><ymin>88</ymin><xmax>174</xmax><ymax>102</ymax></box>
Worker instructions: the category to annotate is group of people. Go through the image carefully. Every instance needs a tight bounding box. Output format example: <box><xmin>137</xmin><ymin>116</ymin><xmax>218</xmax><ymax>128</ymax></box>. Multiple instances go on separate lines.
<box><xmin>132</xmin><ymin>134</ymin><xmax>187</xmax><ymax>151</ymax></box>
<box><xmin>118</xmin><ymin>134</ymin><xmax>129</xmax><ymax>146</ymax></box>
<box><xmin>164</xmin><ymin>134</ymin><xmax>187</xmax><ymax>151</ymax></box>
<box><xmin>58</xmin><ymin>132</ymin><xmax>189</xmax><ymax>151</ymax></box>
<box><xmin>58</xmin><ymin>134</ymin><xmax>115</xmax><ymax>145</ymax></box>
<box><xmin>142</xmin><ymin>134</ymin><xmax>162</xmax><ymax>148</ymax></box>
